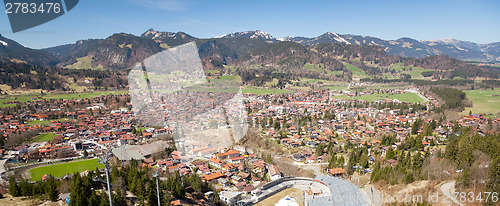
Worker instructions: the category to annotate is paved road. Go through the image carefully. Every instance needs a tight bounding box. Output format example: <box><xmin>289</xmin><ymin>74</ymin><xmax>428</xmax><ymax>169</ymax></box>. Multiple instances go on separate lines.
<box><xmin>0</xmin><ymin>155</ymin><xmax>12</xmax><ymax>174</ymax></box>
<box><xmin>360</xmin><ymin>184</ymin><xmax>383</xmax><ymax>206</ymax></box>
<box><xmin>405</xmin><ymin>89</ymin><xmax>430</xmax><ymax>102</ymax></box>
<box><xmin>0</xmin><ymin>155</ymin><xmax>13</xmax><ymax>184</ymax></box>
<box><xmin>440</xmin><ymin>181</ymin><xmax>463</xmax><ymax>206</ymax></box>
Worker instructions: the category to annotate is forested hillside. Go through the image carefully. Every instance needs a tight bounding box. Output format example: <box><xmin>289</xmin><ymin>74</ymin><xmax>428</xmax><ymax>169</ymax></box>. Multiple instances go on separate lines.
<box><xmin>0</xmin><ymin>61</ymin><xmax>127</xmax><ymax>92</ymax></box>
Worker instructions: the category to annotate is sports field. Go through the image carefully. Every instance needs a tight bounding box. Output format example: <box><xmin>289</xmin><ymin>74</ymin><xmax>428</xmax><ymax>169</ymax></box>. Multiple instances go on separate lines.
<box><xmin>30</xmin><ymin>158</ymin><xmax>104</xmax><ymax>181</ymax></box>
<box><xmin>463</xmin><ymin>89</ymin><xmax>500</xmax><ymax>116</ymax></box>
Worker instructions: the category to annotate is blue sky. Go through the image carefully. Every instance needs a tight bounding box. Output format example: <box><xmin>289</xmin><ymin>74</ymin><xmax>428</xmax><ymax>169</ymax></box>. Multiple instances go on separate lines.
<box><xmin>1</xmin><ymin>0</ymin><xmax>499</xmax><ymax>49</ymax></box>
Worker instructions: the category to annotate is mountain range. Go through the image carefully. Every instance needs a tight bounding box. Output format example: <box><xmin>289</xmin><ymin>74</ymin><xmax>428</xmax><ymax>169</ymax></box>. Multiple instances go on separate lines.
<box><xmin>0</xmin><ymin>29</ymin><xmax>499</xmax><ymax>70</ymax></box>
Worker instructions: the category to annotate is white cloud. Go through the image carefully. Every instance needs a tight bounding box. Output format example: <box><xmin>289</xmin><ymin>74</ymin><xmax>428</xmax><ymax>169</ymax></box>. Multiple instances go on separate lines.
<box><xmin>132</xmin><ymin>0</ymin><xmax>187</xmax><ymax>11</ymax></box>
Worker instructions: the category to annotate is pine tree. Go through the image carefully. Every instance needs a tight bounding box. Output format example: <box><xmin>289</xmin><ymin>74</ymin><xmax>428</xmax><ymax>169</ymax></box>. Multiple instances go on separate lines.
<box><xmin>457</xmin><ymin>167</ymin><xmax>471</xmax><ymax>188</ymax></box>
<box><xmin>329</xmin><ymin>155</ymin><xmax>337</xmax><ymax>169</ymax></box>
<box><xmin>9</xmin><ymin>178</ymin><xmax>20</xmax><ymax>197</ymax></box>
<box><xmin>411</xmin><ymin>118</ymin><xmax>421</xmax><ymax>134</ymax></box>
<box><xmin>88</xmin><ymin>191</ymin><xmax>99</xmax><ymax>206</ymax></box>
<box><xmin>486</xmin><ymin>156</ymin><xmax>500</xmax><ymax>194</ymax></box>
<box><xmin>147</xmin><ymin>180</ymin><xmax>158</xmax><ymax>206</ymax></box>
<box><xmin>386</xmin><ymin>147</ymin><xmax>395</xmax><ymax>160</ymax></box>
<box><xmin>412</xmin><ymin>153</ymin><xmax>423</xmax><ymax>171</ymax></box>
<box><xmin>99</xmin><ymin>192</ymin><xmax>110</xmax><ymax>206</ymax></box>
<box><xmin>45</xmin><ymin>176</ymin><xmax>59</xmax><ymax>201</ymax></box>
<box><xmin>19</xmin><ymin>178</ymin><xmax>32</xmax><ymax>197</ymax></box>
<box><xmin>273</xmin><ymin>121</ymin><xmax>281</xmax><ymax>130</ymax></box>
<box><xmin>113</xmin><ymin>188</ymin><xmax>127</xmax><ymax>206</ymax></box>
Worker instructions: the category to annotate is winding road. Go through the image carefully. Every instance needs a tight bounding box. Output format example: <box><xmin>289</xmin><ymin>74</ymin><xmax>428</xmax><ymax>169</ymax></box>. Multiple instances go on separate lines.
<box><xmin>440</xmin><ymin>181</ymin><xmax>463</xmax><ymax>206</ymax></box>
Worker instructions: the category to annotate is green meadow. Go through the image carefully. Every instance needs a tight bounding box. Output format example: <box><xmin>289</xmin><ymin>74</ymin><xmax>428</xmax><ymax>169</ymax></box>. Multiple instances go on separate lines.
<box><xmin>333</xmin><ymin>92</ymin><xmax>426</xmax><ymax>103</ymax></box>
<box><xmin>463</xmin><ymin>89</ymin><xmax>500</xmax><ymax>116</ymax></box>
<box><xmin>242</xmin><ymin>87</ymin><xmax>294</xmax><ymax>95</ymax></box>
<box><xmin>32</xmin><ymin>133</ymin><xmax>56</xmax><ymax>142</ymax></box>
<box><xmin>343</xmin><ymin>62</ymin><xmax>370</xmax><ymax>79</ymax></box>
<box><xmin>0</xmin><ymin>90</ymin><xmax>128</xmax><ymax>105</ymax></box>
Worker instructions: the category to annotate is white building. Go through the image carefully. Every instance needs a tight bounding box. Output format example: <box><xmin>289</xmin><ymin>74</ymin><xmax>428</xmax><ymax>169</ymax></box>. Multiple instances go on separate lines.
<box><xmin>219</xmin><ymin>191</ymin><xmax>242</xmax><ymax>206</ymax></box>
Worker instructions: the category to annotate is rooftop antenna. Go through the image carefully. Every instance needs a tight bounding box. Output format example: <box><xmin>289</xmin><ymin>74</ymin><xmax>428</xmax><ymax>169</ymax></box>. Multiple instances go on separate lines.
<box><xmin>98</xmin><ymin>150</ymin><xmax>113</xmax><ymax>206</ymax></box>
<box><xmin>152</xmin><ymin>167</ymin><xmax>162</xmax><ymax>206</ymax></box>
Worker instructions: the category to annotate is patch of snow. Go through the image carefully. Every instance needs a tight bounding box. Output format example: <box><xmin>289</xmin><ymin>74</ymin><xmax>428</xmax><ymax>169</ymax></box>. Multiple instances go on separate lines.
<box><xmin>215</xmin><ymin>33</ymin><xmax>230</xmax><ymax>38</ymax></box>
<box><xmin>421</xmin><ymin>38</ymin><xmax>459</xmax><ymax>45</ymax></box>
<box><xmin>333</xmin><ymin>33</ymin><xmax>351</xmax><ymax>44</ymax></box>
<box><xmin>0</xmin><ymin>40</ymin><xmax>8</xmax><ymax>47</ymax></box>
<box><xmin>455</xmin><ymin>46</ymin><xmax>468</xmax><ymax>51</ymax></box>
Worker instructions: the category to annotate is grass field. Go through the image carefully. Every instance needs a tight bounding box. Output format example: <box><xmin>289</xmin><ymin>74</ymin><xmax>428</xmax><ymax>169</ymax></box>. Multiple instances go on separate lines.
<box><xmin>326</xmin><ymin>70</ymin><xmax>344</xmax><ymax>76</ymax></box>
<box><xmin>362</xmin><ymin>84</ymin><xmax>404</xmax><ymax>90</ymax></box>
<box><xmin>218</xmin><ymin>75</ymin><xmax>242</xmax><ymax>82</ymax></box>
<box><xmin>463</xmin><ymin>89</ymin><xmax>500</xmax><ymax>116</ymax></box>
<box><xmin>300</xmin><ymin>78</ymin><xmax>336</xmax><ymax>84</ymax></box>
<box><xmin>0</xmin><ymin>90</ymin><xmax>128</xmax><ymax>105</ymax></box>
<box><xmin>303</xmin><ymin>63</ymin><xmax>325</xmax><ymax>72</ymax></box>
<box><xmin>334</xmin><ymin>92</ymin><xmax>426</xmax><ymax>103</ymax></box>
<box><xmin>64</xmin><ymin>56</ymin><xmax>104</xmax><ymax>70</ymax></box>
<box><xmin>343</xmin><ymin>62</ymin><xmax>370</xmax><ymax>79</ymax></box>
<box><xmin>0</xmin><ymin>103</ymin><xmax>16</xmax><ymax>108</ymax></box>
<box><xmin>265</xmin><ymin>78</ymin><xmax>279</xmax><ymax>87</ymax></box>
<box><xmin>190</xmin><ymin>87</ymin><xmax>240</xmax><ymax>93</ymax></box>
<box><xmin>399</xmin><ymin>67</ymin><xmax>433</xmax><ymax>79</ymax></box>
<box><xmin>32</xmin><ymin>133</ymin><xmax>56</xmax><ymax>142</ymax></box>
<box><xmin>387</xmin><ymin>63</ymin><xmax>432</xmax><ymax>79</ymax></box>
<box><xmin>243</xmin><ymin>87</ymin><xmax>294</xmax><ymax>95</ymax></box>
<box><xmin>323</xmin><ymin>83</ymin><xmax>349</xmax><ymax>91</ymax></box>
<box><xmin>255</xmin><ymin>187</ymin><xmax>304</xmax><ymax>206</ymax></box>
<box><xmin>27</xmin><ymin>118</ymin><xmax>68</xmax><ymax>126</ymax></box>
<box><xmin>27</xmin><ymin>120</ymin><xmax>51</xmax><ymax>126</ymax></box>
<box><xmin>30</xmin><ymin>158</ymin><xmax>104</xmax><ymax>181</ymax></box>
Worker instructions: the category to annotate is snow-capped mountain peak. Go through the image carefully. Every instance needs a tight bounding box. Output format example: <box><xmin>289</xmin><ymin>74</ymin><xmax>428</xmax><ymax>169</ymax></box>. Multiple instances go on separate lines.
<box><xmin>216</xmin><ymin>30</ymin><xmax>275</xmax><ymax>40</ymax></box>
<box><xmin>141</xmin><ymin>28</ymin><xmax>175</xmax><ymax>39</ymax></box>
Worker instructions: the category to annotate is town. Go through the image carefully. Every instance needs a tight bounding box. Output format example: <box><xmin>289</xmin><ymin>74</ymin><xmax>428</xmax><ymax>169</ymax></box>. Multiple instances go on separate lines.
<box><xmin>1</xmin><ymin>82</ymin><xmax>498</xmax><ymax>205</ymax></box>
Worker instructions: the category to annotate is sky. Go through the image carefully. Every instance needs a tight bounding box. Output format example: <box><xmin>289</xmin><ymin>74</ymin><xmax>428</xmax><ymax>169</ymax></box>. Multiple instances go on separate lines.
<box><xmin>0</xmin><ymin>0</ymin><xmax>499</xmax><ymax>49</ymax></box>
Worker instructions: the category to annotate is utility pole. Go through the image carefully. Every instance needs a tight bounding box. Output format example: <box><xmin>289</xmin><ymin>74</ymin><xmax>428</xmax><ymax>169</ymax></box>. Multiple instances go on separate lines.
<box><xmin>152</xmin><ymin>168</ymin><xmax>162</xmax><ymax>206</ymax></box>
<box><xmin>98</xmin><ymin>150</ymin><xmax>113</xmax><ymax>206</ymax></box>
